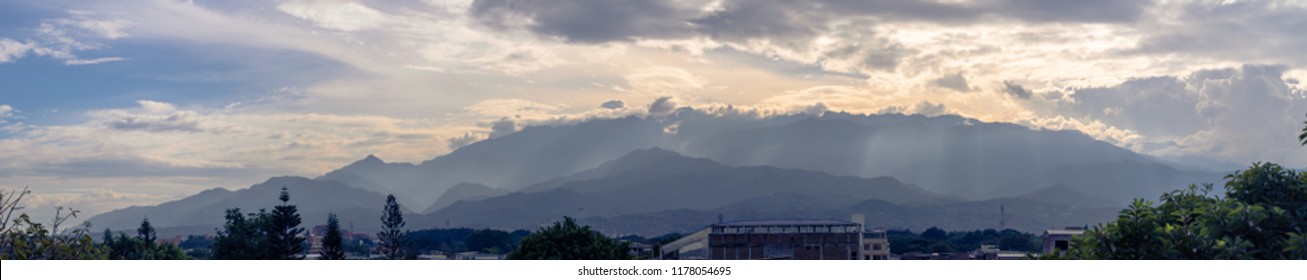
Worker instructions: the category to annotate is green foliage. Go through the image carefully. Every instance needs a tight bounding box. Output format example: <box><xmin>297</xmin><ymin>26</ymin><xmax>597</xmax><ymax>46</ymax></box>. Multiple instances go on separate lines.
<box><xmin>1056</xmin><ymin>162</ymin><xmax>1307</xmax><ymax>259</ymax></box>
<box><xmin>211</xmin><ymin>187</ymin><xmax>308</xmax><ymax>260</ymax></box>
<box><xmin>1</xmin><ymin>205</ymin><xmax>107</xmax><ymax>260</ymax></box>
<box><xmin>508</xmin><ymin>217</ymin><xmax>630</xmax><ymax>260</ymax></box>
<box><xmin>213</xmin><ymin>208</ymin><xmax>269</xmax><ymax>259</ymax></box>
<box><xmin>138</xmin><ymin>218</ymin><xmax>156</xmax><ymax>247</ymax></box>
<box><xmin>377</xmin><ymin>194</ymin><xmax>409</xmax><ymax>260</ymax></box>
<box><xmin>102</xmin><ymin>218</ymin><xmax>188</xmax><ymax>260</ymax></box>
<box><xmin>920</xmin><ymin>227</ymin><xmax>948</xmax><ymax>240</ymax></box>
<box><xmin>405</xmin><ymin>228</ymin><xmax>529</xmax><ymax>255</ymax></box>
<box><xmin>320</xmin><ymin>213</ymin><xmax>345</xmax><ymax>260</ymax></box>
<box><xmin>887</xmin><ymin>228</ymin><xmax>1040</xmax><ymax>254</ymax></box>
<box><xmin>1299</xmin><ymin>113</ymin><xmax>1306</xmax><ymax>146</ymax></box>
<box><xmin>465</xmin><ymin>229</ymin><xmax>515</xmax><ymax>254</ymax></box>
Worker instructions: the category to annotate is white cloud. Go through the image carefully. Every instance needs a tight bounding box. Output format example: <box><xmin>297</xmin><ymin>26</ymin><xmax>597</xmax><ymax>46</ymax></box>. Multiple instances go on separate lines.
<box><xmin>64</xmin><ymin>57</ymin><xmax>126</xmax><ymax>65</ymax></box>
<box><xmin>277</xmin><ymin>0</ymin><xmax>390</xmax><ymax>32</ymax></box>
<box><xmin>0</xmin><ymin>104</ymin><xmax>14</xmax><ymax>118</ymax></box>
<box><xmin>0</xmin><ymin>38</ymin><xmax>35</xmax><ymax>63</ymax></box>
<box><xmin>464</xmin><ymin>98</ymin><xmax>566</xmax><ymax>118</ymax></box>
<box><xmin>622</xmin><ymin>66</ymin><xmax>707</xmax><ymax>96</ymax></box>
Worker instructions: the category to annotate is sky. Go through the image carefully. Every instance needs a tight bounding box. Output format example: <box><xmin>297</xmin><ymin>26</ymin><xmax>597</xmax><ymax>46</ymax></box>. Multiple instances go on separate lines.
<box><xmin>1</xmin><ymin>0</ymin><xmax>1306</xmax><ymax>222</ymax></box>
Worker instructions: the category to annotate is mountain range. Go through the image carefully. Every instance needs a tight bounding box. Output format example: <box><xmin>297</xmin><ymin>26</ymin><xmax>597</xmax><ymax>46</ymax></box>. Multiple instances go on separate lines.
<box><xmin>88</xmin><ymin>112</ymin><xmax>1227</xmax><ymax>236</ymax></box>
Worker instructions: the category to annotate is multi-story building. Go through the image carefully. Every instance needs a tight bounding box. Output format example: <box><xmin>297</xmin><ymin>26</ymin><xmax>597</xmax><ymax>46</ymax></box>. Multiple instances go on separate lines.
<box><xmin>859</xmin><ymin>229</ymin><xmax>890</xmax><ymax>260</ymax></box>
<box><xmin>1042</xmin><ymin>226</ymin><xmax>1087</xmax><ymax>255</ymax></box>
<box><xmin>707</xmin><ymin>219</ymin><xmax>863</xmax><ymax>260</ymax></box>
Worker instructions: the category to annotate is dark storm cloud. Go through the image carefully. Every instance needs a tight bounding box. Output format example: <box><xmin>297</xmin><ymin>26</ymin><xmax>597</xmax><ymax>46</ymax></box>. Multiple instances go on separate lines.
<box><xmin>1129</xmin><ymin>1</ymin><xmax>1307</xmax><ymax>66</ymax></box>
<box><xmin>647</xmin><ymin>96</ymin><xmax>678</xmax><ymax>114</ymax></box>
<box><xmin>467</xmin><ymin>0</ymin><xmax>1153</xmax><ymax>44</ymax></box>
<box><xmin>1002</xmin><ymin>81</ymin><xmax>1033</xmax><ymax>99</ymax></box>
<box><xmin>600</xmin><ymin>99</ymin><xmax>625</xmax><ymax>109</ymax></box>
<box><xmin>932</xmin><ymin>73</ymin><xmax>971</xmax><ymax>92</ymax></box>
<box><xmin>467</xmin><ymin>0</ymin><xmax>698</xmax><ymax>43</ymax></box>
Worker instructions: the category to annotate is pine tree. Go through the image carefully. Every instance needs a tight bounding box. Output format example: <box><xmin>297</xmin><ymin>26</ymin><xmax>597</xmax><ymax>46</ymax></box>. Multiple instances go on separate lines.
<box><xmin>137</xmin><ymin>218</ymin><xmax>156</xmax><ymax>246</ymax></box>
<box><xmin>320</xmin><ymin>213</ymin><xmax>346</xmax><ymax>260</ymax></box>
<box><xmin>137</xmin><ymin>218</ymin><xmax>157</xmax><ymax>259</ymax></box>
<box><xmin>377</xmin><ymin>195</ymin><xmax>409</xmax><ymax>260</ymax></box>
<box><xmin>102</xmin><ymin>228</ymin><xmax>112</xmax><ymax>246</ymax></box>
<box><xmin>266</xmin><ymin>187</ymin><xmax>306</xmax><ymax>260</ymax></box>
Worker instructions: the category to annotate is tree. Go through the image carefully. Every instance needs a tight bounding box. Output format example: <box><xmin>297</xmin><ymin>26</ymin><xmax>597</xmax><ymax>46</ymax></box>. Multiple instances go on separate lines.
<box><xmin>213</xmin><ymin>208</ymin><xmax>266</xmax><ymax>260</ymax></box>
<box><xmin>465</xmin><ymin>229</ymin><xmax>513</xmax><ymax>254</ymax></box>
<box><xmin>1055</xmin><ymin>162</ymin><xmax>1307</xmax><ymax>259</ymax></box>
<box><xmin>377</xmin><ymin>194</ymin><xmax>409</xmax><ymax>260</ymax></box>
<box><xmin>265</xmin><ymin>187</ymin><xmax>306</xmax><ymax>260</ymax></box>
<box><xmin>1300</xmin><ymin>113</ymin><xmax>1306</xmax><ymax>146</ymax></box>
<box><xmin>1</xmin><ymin>205</ymin><xmax>107</xmax><ymax>260</ymax></box>
<box><xmin>320</xmin><ymin>213</ymin><xmax>346</xmax><ymax>260</ymax></box>
<box><xmin>137</xmin><ymin>218</ymin><xmax>157</xmax><ymax>250</ymax></box>
<box><xmin>921</xmin><ymin>227</ymin><xmax>948</xmax><ymax>240</ymax></box>
<box><xmin>508</xmin><ymin>216</ymin><xmax>630</xmax><ymax>260</ymax></box>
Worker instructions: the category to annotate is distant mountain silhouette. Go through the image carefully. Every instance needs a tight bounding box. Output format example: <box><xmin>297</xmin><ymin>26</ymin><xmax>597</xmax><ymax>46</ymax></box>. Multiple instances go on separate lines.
<box><xmin>88</xmin><ymin>176</ymin><xmax>397</xmax><ymax>234</ymax></box>
<box><xmin>324</xmin><ymin>112</ymin><xmax>1224</xmax><ymax>209</ymax></box>
<box><xmin>413</xmin><ymin>149</ymin><xmax>948</xmax><ymax>231</ymax></box>
<box><xmin>91</xmin><ymin>112</ymin><xmax>1226</xmax><ymax>236</ymax></box>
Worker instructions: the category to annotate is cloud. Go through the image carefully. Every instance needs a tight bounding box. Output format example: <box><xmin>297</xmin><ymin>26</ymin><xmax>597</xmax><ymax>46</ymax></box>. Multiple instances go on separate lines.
<box><xmin>647</xmin><ymin>96</ymin><xmax>679</xmax><ymax>115</ymax></box>
<box><xmin>91</xmin><ymin>100</ymin><xmax>207</xmax><ymax>133</ymax></box>
<box><xmin>1031</xmin><ymin>64</ymin><xmax>1306</xmax><ymax>167</ymax></box>
<box><xmin>464</xmin><ymin>98</ymin><xmax>565</xmax><ymax>118</ymax></box>
<box><xmin>0</xmin><ymin>104</ymin><xmax>14</xmax><ymax>119</ymax></box>
<box><xmin>447</xmin><ymin>132</ymin><xmax>483</xmax><ymax>150</ymax></box>
<box><xmin>1003</xmin><ymin>81</ymin><xmax>1034</xmax><ymax>99</ymax></box>
<box><xmin>469</xmin><ymin>0</ymin><xmax>1152</xmax><ymax>44</ymax></box>
<box><xmin>64</xmin><ymin>57</ymin><xmax>126</xmax><ymax>65</ymax></box>
<box><xmin>877</xmin><ymin>101</ymin><xmax>949</xmax><ymax>116</ymax></box>
<box><xmin>1</xmin><ymin>14</ymin><xmax>131</xmax><ymax>65</ymax></box>
<box><xmin>622</xmin><ymin>66</ymin><xmax>706</xmax><ymax>96</ymax></box>
<box><xmin>600</xmin><ymin>99</ymin><xmax>626</xmax><ymax>109</ymax></box>
<box><xmin>468</xmin><ymin>0</ymin><xmax>700</xmax><ymax>43</ymax></box>
<box><xmin>1131</xmin><ymin>1</ymin><xmax>1307</xmax><ymax>66</ymax></box>
<box><xmin>932</xmin><ymin>73</ymin><xmax>971</xmax><ymax>92</ymax></box>
<box><xmin>277</xmin><ymin>0</ymin><xmax>390</xmax><ymax>32</ymax></box>
<box><xmin>0</xmin><ymin>38</ymin><xmax>35</xmax><ymax>63</ymax></box>
<box><xmin>487</xmin><ymin>118</ymin><xmax>519</xmax><ymax>139</ymax></box>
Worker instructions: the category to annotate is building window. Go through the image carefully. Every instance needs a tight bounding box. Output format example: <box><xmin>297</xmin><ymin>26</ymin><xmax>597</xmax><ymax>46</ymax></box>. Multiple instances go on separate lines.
<box><xmin>864</xmin><ymin>244</ymin><xmax>871</xmax><ymax>250</ymax></box>
<box><xmin>873</xmin><ymin>244</ymin><xmax>882</xmax><ymax>250</ymax></box>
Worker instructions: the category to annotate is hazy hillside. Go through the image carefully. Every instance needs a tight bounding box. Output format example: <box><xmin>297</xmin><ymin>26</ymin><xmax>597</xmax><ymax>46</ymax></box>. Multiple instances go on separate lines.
<box><xmin>421</xmin><ymin>183</ymin><xmax>507</xmax><ymax>214</ymax></box>
<box><xmin>414</xmin><ymin>149</ymin><xmax>948</xmax><ymax>230</ymax></box>
<box><xmin>88</xmin><ymin>176</ymin><xmax>399</xmax><ymax>234</ymax></box>
<box><xmin>323</xmin><ymin>112</ymin><xmax>1224</xmax><ymax>210</ymax></box>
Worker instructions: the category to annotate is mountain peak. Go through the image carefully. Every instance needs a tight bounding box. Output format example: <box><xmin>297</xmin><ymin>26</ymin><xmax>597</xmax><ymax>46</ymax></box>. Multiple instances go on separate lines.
<box><xmin>342</xmin><ymin>154</ymin><xmax>386</xmax><ymax>169</ymax></box>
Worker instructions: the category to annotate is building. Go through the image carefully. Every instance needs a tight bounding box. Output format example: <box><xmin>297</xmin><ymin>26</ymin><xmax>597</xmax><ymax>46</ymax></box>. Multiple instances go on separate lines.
<box><xmin>1042</xmin><ymin>226</ymin><xmax>1087</xmax><ymax>255</ymax></box>
<box><xmin>707</xmin><ymin>219</ymin><xmax>862</xmax><ymax>260</ymax></box>
<box><xmin>454</xmin><ymin>251</ymin><xmax>505</xmax><ymax>260</ymax></box>
<box><xmin>859</xmin><ymin>229</ymin><xmax>890</xmax><ymax>260</ymax></box>
<box><xmin>660</xmin><ymin>228</ymin><xmax>710</xmax><ymax>260</ymax></box>
<box><xmin>974</xmin><ymin>244</ymin><xmax>1028</xmax><ymax>260</ymax></box>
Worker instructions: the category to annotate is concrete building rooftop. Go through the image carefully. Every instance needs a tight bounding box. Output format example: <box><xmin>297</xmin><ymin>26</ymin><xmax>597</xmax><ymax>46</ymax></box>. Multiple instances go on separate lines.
<box><xmin>715</xmin><ymin>219</ymin><xmax>857</xmax><ymax>226</ymax></box>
